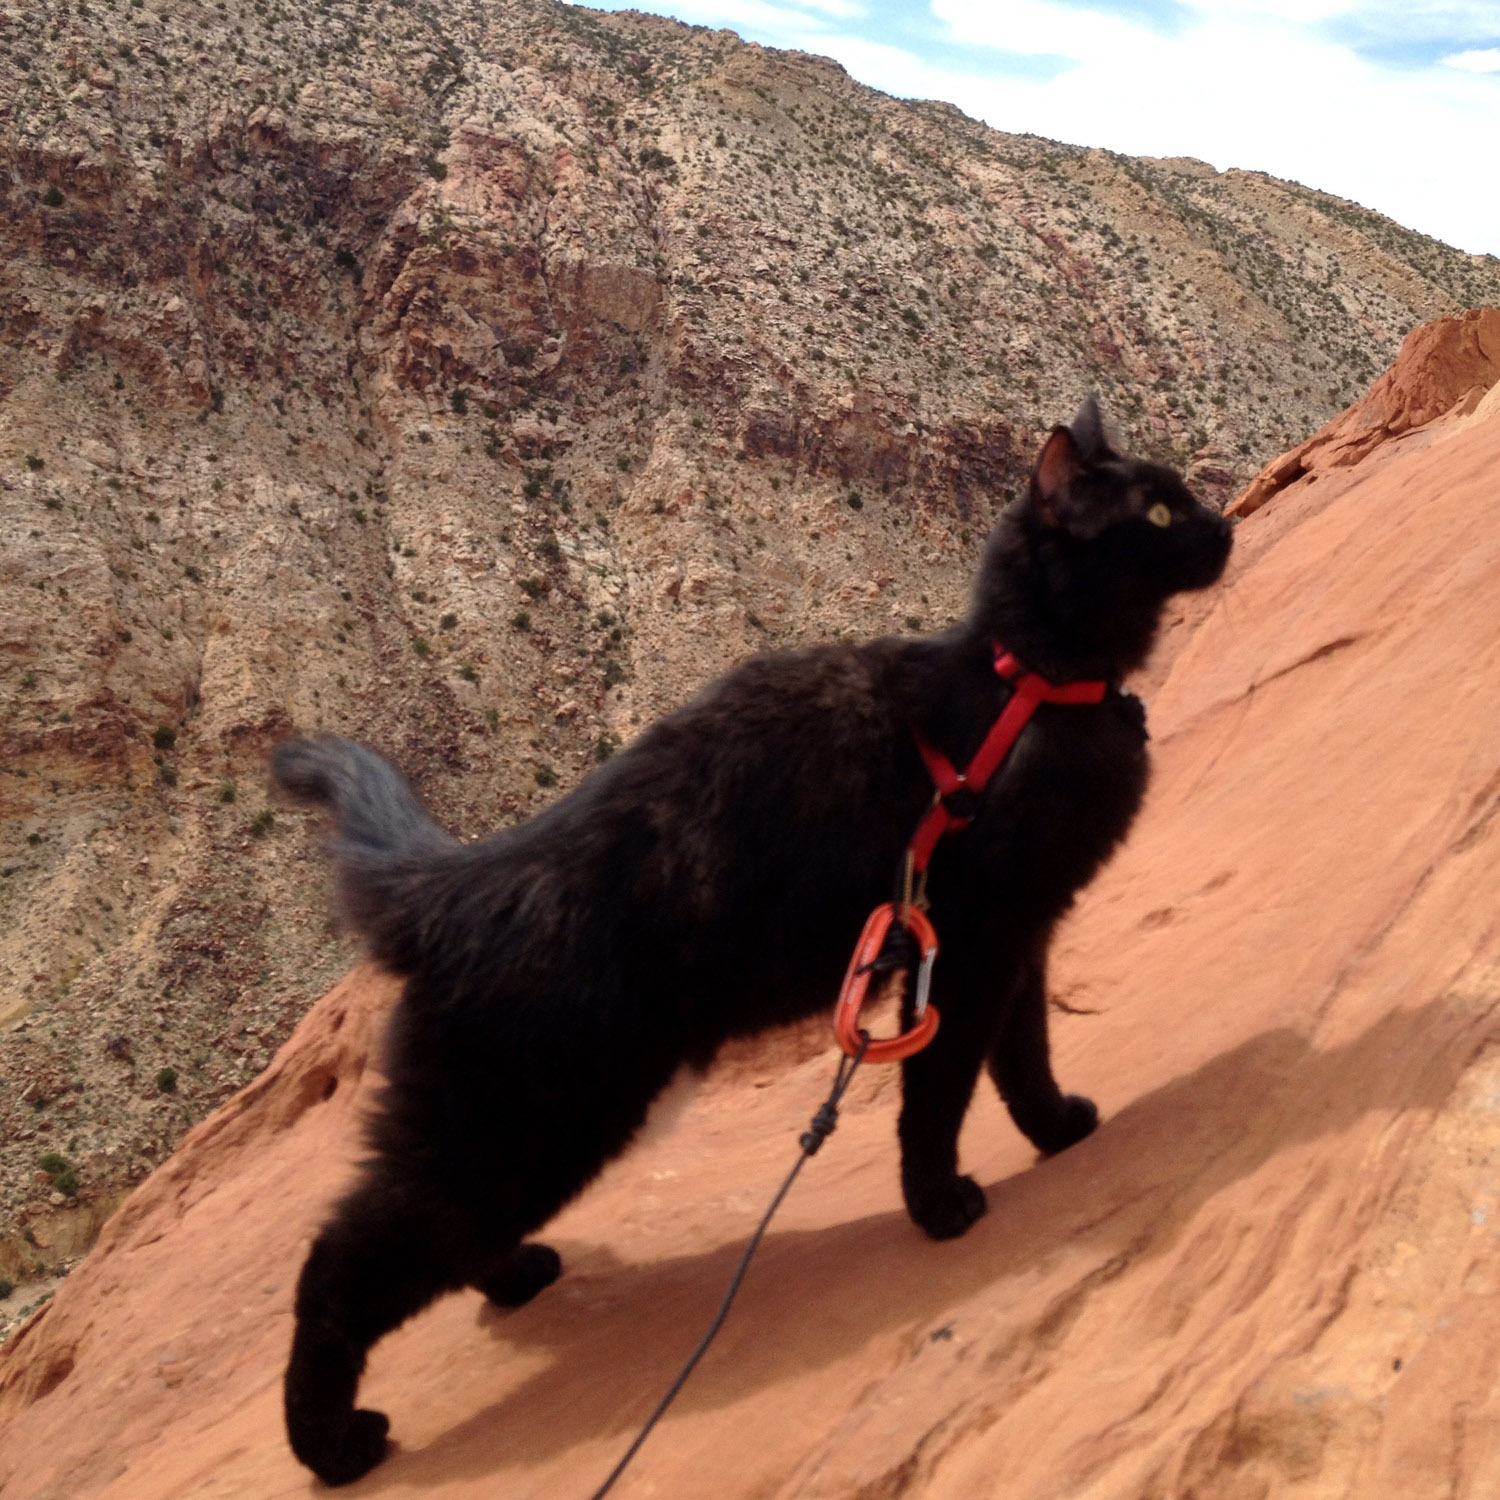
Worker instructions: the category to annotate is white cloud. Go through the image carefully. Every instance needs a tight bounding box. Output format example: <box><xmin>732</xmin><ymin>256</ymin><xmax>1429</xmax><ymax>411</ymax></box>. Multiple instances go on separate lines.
<box><xmin>931</xmin><ymin>0</ymin><xmax>1162</xmax><ymax>66</ymax></box>
<box><xmin>794</xmin><ymin>0</ymin><xmax>866</xmax><ymax>18</ymax></box>
<box><xmin>1320</xmin><ymin>2</ymin><xmax>1500</xmax><ymax>43</ymax></box>
<box><xmin>918</xmin><ymin>0</ymin><xmax>1500</xmax><ymax>256</ymax></box>
<box><xmin>1443</xmin><ymin>46</ymin><xmax>1500</xmax><ymax>70</ymax></box>
<box><xmin>1182</xmin><ymin>0</ymin><xmax>1361</xmax><ymax>20</ymax></box>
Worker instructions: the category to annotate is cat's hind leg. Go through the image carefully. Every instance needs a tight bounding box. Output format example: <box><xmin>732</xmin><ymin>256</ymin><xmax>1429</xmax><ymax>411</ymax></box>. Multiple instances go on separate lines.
<box><xmin>987</xmin><ymin>950</ymin><xmax>1098</xmax><ymax>1155</ymax></box>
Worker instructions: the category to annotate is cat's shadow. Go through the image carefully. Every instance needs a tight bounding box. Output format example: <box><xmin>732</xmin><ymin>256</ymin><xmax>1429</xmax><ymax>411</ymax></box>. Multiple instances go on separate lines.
<box><xmin>352</xmin><ymin>991</ymin><xmax>1490</xmax><ymax>1489</ymax></box>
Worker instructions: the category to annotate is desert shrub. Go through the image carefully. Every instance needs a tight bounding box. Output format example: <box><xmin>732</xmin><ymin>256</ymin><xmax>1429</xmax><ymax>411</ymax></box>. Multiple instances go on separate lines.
<box><xmin>39</xmin><ymin>1153</ymin><xmax>79</xmax><ymax>1195</ymax></box>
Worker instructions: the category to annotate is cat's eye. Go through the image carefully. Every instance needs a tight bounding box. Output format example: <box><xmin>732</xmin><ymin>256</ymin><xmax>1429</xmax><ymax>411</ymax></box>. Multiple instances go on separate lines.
<box><xmin>1146</xmin><ymin>503</ymin><xmax>1172</xmax><ymax>528</ymax></box>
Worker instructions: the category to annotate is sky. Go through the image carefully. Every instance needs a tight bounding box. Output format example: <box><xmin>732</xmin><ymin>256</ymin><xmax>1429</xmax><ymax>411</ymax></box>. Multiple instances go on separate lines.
<box><xmin>572</xmin><ymin>0</ymin><xmax>1500</xmax><ymax>258</ymax></box>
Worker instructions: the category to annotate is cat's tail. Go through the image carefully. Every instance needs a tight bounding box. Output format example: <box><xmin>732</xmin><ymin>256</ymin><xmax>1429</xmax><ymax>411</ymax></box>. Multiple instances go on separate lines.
<box><xmin>273</xmin><ymin>735</ymin><xmax>460</xmax><ymax>972</ymax></box>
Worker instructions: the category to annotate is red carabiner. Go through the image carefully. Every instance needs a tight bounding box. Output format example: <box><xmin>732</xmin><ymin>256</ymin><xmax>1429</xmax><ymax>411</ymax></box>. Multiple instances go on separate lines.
<box><xmin>834</xmin><ymin>902</ymin><xmax>941</xmax><ymax>1063</ymax></box>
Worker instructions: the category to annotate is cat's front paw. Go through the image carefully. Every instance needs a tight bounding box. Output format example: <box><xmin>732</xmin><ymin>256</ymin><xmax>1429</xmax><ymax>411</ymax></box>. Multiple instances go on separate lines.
<box><xmin>904</xmin><ymin>1172</ymin><xmax>988</xmax><ymax>1240</ymax></box>
<box><xmin>1031</xmin><ymin>1093</ymin><xmax>1099</xmax><ymax>1156</ymax></box>
<box><xmin>307</xmin><ymin>1408</ymin><xmax>390</xmax><ymax>1487</ymax></box>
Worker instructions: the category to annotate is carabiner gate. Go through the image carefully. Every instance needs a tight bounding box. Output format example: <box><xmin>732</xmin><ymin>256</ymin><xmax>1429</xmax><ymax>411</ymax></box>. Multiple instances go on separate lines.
<box><xmin>833</xmin><ymin>902</ymin><xmax>941</xmax><ymax>1063</ymax></box>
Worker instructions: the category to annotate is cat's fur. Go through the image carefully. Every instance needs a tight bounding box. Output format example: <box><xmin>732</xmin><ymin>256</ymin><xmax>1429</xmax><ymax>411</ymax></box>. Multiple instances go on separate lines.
<box><xmin>275</xmin><ymin>398</ymin><xmax>1231</xmax><ymax>1485</ymax></box>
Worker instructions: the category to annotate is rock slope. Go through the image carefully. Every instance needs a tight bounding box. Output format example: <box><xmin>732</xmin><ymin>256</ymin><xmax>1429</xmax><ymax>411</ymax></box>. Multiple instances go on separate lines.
<box><xmin>3</xmin><ymin>324</ymin><xmax>1500</xmax><ymax>1496</ymax></box>
<box><xmin>4</xmin><ymin>0</ymin><xmax>1500</xmax><ymax>1323</ymax></box>
<box><xmin>1228</xmin><ymin>306</ymin><xmax>1500</xmax><ymax>517</ymax></box>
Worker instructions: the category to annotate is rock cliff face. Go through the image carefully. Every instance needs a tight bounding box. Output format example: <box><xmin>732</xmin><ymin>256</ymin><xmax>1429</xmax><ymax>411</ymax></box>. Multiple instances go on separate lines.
<box><xmin>1228</xmin><ymin>306</ymin><xmax>1500</xmax><ymax>517</ymax></box>
<box><xmin>3</xmin><ymin>0</ymin><xmax>1500</xmax><ymax>1322</ymax></box>
<box><xmin>3</xmin><ymin>327</ymin><xmax>1500</xmax><ymax>1496</ymax></box>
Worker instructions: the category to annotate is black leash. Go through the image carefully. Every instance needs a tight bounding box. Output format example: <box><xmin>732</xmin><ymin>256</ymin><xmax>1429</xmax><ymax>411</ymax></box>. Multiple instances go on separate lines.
<box><xmin>588</xmin><ymin>1033</ymin><xmax>872</xmax><ymax>1499</ymax></box>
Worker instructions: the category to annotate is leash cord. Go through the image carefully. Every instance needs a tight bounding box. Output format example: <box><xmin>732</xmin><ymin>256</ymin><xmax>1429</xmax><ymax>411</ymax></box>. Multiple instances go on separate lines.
<box><xmin>588</xmin><ymin>1034</ymin><xmax>871</xmax><ymax>1499</ymax></box>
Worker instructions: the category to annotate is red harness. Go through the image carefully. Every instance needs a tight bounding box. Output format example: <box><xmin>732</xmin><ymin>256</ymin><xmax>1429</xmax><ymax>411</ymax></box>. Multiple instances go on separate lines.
<box><xmin>833</xmin><ymin>645</ymin><xmax>1108</xmax><ymax>1063</ymax></box>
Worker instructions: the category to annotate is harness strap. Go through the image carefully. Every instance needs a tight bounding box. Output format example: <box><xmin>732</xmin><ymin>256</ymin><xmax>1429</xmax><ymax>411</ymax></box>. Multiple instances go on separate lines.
<box><xmin>834</xmin><ymin>643</ymin><xmax>1111</xmax><ymax>1065</ymax></box>
<box><xmin>907</xmin><ymin>645</ymin><xmax>1107</xmax><ymax>874</ymax></box>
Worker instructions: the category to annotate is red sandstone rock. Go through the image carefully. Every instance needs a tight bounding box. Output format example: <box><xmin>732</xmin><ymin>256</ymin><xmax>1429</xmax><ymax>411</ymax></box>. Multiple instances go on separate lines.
<box><xmin>1227</xmin><ymin>306</ymin><xmax>1500</xmax><ymax>517</ymax></box>
<box><xmin>6</xmin><ymin>360</ymin><xmax>1500</xmax><ymax>1497</ymax></box>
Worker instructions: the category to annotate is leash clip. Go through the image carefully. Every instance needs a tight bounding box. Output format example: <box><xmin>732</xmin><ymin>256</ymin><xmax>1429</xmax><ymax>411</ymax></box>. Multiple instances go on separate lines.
<box><xmin>834</xmin><ymin>902</ymin><xmax>941</xmax><ymax>1063</ymax></box>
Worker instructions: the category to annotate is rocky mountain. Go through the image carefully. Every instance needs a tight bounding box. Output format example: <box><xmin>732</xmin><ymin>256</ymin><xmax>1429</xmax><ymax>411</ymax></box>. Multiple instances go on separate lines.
<box><xmin>4</xmin><ymin>314</ymin><xmax>1500</xmax><ymax>1497</ymax></box>
<box><xmin>3</xmin><ymin>0</ymin><xmax>1499</xmax><ymax>1306</ymax></box>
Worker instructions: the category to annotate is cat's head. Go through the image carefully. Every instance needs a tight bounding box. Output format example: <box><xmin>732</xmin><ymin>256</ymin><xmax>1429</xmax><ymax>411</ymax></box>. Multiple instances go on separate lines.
<box><xmin>1026</xmin><ymin>396</ymin><xmax>1232</xmax><ymax>597</ymax></box>
<box><xmin>969</xmin><ymin>397</ymin><xmax>1232</xmax><ymax>679</ymax></box>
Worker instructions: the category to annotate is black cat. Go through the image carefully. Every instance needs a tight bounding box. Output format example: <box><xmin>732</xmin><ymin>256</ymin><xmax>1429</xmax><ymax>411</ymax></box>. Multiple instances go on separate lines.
<box><xmin>275</xmin><ymin>397</ymin><xmax>1231</xmax><ymax>1485</ymax></box>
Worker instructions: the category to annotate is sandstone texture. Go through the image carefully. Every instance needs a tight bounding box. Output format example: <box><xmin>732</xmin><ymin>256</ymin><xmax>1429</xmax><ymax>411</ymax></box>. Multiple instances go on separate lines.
<box><xmin>1227</xmin><ymin>306</ymin><xmax>1500</xmax><ymax>517</ymax></box>
<box><xmin>3</xmin><ymin>331</ymin><xmax>1500</xmax><ymax>1496</ymax></box>
<box><xmin>4</xmin><ymin>0</ymin><xmax>1500</xmax><ymax>1345</ymax></box>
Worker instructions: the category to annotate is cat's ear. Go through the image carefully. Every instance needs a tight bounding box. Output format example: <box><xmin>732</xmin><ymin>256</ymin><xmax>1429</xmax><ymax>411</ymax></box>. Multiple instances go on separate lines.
<box><xmin>1069</xmin><ymin>394</ymin><xmax>1114</xmax><ymax>463</ymax></box>
<box><xmin>1032</xmin><ymin>425</ymin><xmax>1085</xmax><ymax>529</ymax></box>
